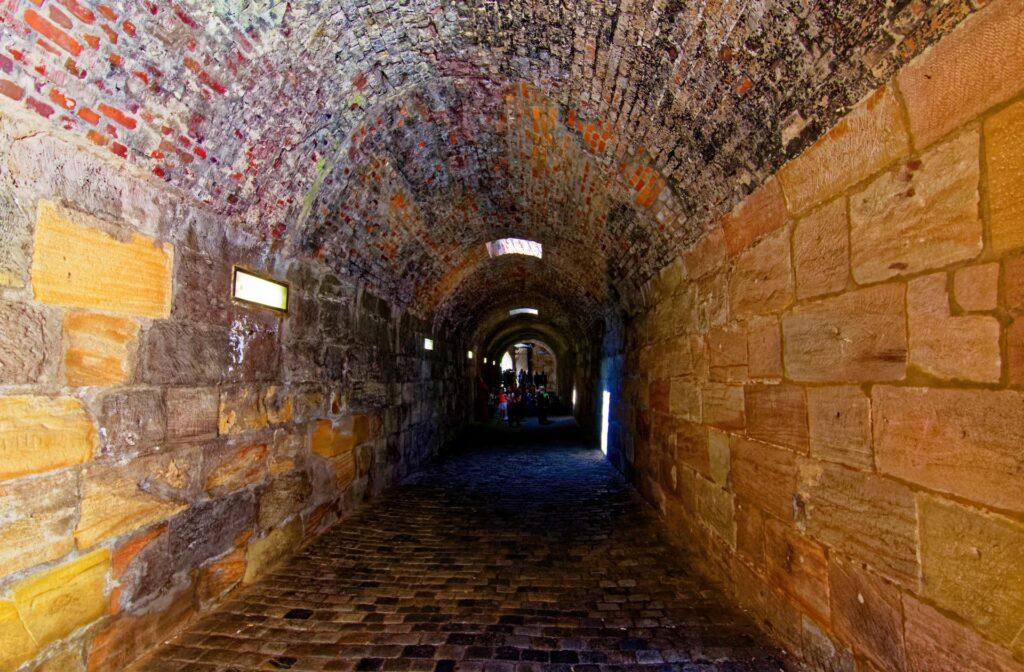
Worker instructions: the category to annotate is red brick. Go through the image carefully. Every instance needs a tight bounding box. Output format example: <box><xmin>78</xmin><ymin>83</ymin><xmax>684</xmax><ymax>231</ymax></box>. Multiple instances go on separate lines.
<box><xmin>24</xmin><ymin>8</ymin><xmax>83</xmax><ymax>56</ymax></box>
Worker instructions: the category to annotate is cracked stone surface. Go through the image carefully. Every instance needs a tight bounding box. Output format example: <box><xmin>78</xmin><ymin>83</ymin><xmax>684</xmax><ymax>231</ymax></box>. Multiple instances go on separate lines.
<box><xmin>132</xmin><ymin>417</ymin><xmax>791</xmax><ymax>671</ymax></box>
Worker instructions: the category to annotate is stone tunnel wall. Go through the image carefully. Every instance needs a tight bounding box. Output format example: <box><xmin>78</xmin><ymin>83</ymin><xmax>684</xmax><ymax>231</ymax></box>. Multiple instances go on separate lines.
<box><xmin>0</xmin><ymin>107</ymin><xmax>469</xmax><ymax>672</ymax></box>
<box><xmin>609</xmin><ymin>3</ymin><xmax>1024</xmax><ymax>670</ymax></box>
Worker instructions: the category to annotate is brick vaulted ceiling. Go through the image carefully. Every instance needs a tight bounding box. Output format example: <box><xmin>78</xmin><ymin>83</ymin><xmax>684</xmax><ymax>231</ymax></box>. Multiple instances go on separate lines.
<box><xmin>0</xmin><ymin>0</ymin><xmax>978</xmax><ymax>329</ymax></box>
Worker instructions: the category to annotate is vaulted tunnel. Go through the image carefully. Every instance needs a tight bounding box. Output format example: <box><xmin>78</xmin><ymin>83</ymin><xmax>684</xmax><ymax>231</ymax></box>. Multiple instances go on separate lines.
<box><xmin>0</xmin><ymin>1</ymin><xmax>1022</xmax><ymax>671</ymax></box>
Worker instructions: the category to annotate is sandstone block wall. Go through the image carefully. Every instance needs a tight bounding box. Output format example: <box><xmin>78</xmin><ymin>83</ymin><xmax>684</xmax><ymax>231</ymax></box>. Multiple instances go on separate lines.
<box><xmin>0</xmin><ymin>109</ymin><xmax>468</xmax><ymax>672</ymax></box>
<box><xmin>612</xmin><ymin>2</ymin><xmax>1024</xmax><ymax>669</ymax></box>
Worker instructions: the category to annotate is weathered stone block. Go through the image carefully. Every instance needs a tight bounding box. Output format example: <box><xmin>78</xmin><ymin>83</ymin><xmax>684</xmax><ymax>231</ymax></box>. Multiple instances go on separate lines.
<box><xmin>12</xmin><ymin>548</ymin><xmax>109</xmax><ymax>647</ymax></box>
<box><xmin>0</xmin><ymin>396</ymin><xmax>96</xmax><ymax>481</ymax></box>
<box><xmin>0</xmin><ymin>471</ymin><xmax>77</xmax><ymax>578</ymax></box>
<box><xmin>797</xmin><ymin>458</ymin><xmax>918</xmax><ymax>587</ymax></box>
<box><xmin>668</xmin><ymin>379</ymin><xmax>701</xmax><ymax>423</ymax></box>
<box><xmin>0</xmin><ymin>601</ymin><xmax>37</xmax><ymax>672</ymax></box>
<box><xmin>735</xmin><ymin>498</ymin><xmax>766</xmax><ymax>570</ymax></box>
<box><xmin>907</xmin><ymin>273</ymin><xmax>1000</xmax><ymax>383</ymax></box>
<box><xmin>31</xmin><ymin>200</ymin><xmax>173</xmax><ymax>318</ymax></box>
<box><xmin>167</xmin><ymin>490</ymin><xmax>255</xmax><ymax>570</ymax></box>
<box><xmin>203</xmin><ymin>442</ymin><xmax>269</xmax><ymax>496</ymax></box>
<box><xmin>778</xmin><ymin>85</ymin><xmax>910</xmax><ymax>215</ymax></box>
<box><xmin>676</xmin><ymin>420</ymin><xmax>709</xmax><ymax>478</ymax></box>
<box><xmin>918</xmin><ymin>494</ymin><xmax>1024</xmax><ymax>655</ymax></box>
<box><xmin>170</xmin><ymin>246</ymin><xmax>230</xmax><ymax>325</ymax></box>
<box><xmin>898</xmin><ymin>0</ymin><xmax>1024</xmax><ymax>149</ymax></box>
<box><xmin>244</xmin><ymin>518</ymin><xmax>302</xmax><ymax>584</ymax></box>
<box><xmin>311</xmin><ymin>414</ymin><xmax>371</xmax><ymax>458</ymax></box>
<box><xmin>903</xmin><ymin>594</ymin><xmax>1021</xmax><ymax>672</ymax></box>
<box><xmin>257</xmin><ymin>473</ymin><xmax>311</xmax><ymax>531</ymax></box>
<box><xmin>746</xmin><ymin>315</ymin><xmax>782</xmax><ymax>379</ymax></box>
<box><xmin>850</xmin><ymin>131</ymin><xmax>982</xmax><ymax>284</ymax></box>
<box><xmin>225</xmin><ymin>312</ymin><xmax>281</xmax><ymax>382</ymax></box>
<box><xmin>744</xmin><ymin>384</ymin><xmax>808</xmax><ymax>453</ymax></box>
<box><xmin>764</xmin><ymin>518</ymin><xmax>830</xmax><ymax>624</ymax></box>
<box><xmin>952</xmin><ymin>262</ymin><xmax>999</xmax><ymax>312</ymax></box>
<box><xmin>165</xmin><ymin>387</ymin><xmax>219</xmax><ymax>441</ymax></box>
<box><xmin>729</xmin><ymin>226</ymin><xmax>794</xmax><ymax>318</ymax></box>
<box><xmin>701</xmin><ymin>384</ymin><xmax>744</xmax><ymax>430</ymax></box>
<box><xmin>707</xmin><ymin>428</ymin><xmax>730</xmax><ymax>487</ymax></box>
<box><xmin>793</xmin><ymin>197</ymin><xmax>848</xmax><ymax>300</ymax></box>
<box><xmin>801</xmin><ymin>616</ymin><xmax>855</xmax><ymax>672</ymax></box>
<box><xmin>806</xmin><ymin>386</ymin><xmax>873</xmax><ymax>470</ymax></box>
<box><xmin>97</xmin><ymin>388</ymin><xmax>165</xmax><ymax>460</ymax></box>
<box><xmin>722</xmin><ymin>177</ymin><xmax>787</xmax><ymax>256</ymax></box>
<box><xmin>140</xmin><ymin>322</ymin><xmax>229</xmax><ymax>385</ymax></box>
<box><xmin>76</xmin><ymin>447</ymin><xmax>200</xmax><ymax>549</ymax></box>
<box><xmin>828</xmin><ymin>557</ymin><xmax>906</xmax><ymax>672</ymax></box>
<box><xmin>707</xmin><ymin>324</ymin><xmax>747</xmax><ymax>382</ymax></box>
<box><xmin>0</xmin><ymin>300</ymin><xmax>59</xmax><ymax>385</ymax></box>
<box><xmin>64</xmin><ymin>312</ymin><xmax>139</xmax><ymax>387</ymax></box>
<box><xmin>985</xmin><ymin>97</ymin><xmax>1024</xmax><ymax>253</ymax></box>
<box><xmin>874</xmin><ymin>386</ymin><xmax>1024</xmax><ymax>513</ymax></box>
<box><xmin>219</xmin><ymin>386</ymin><xmax>269</xmax><ymax>435</ymax></box>
<box><xmin>1010</xmin><ymin>318</ymin><xmax>1024</xmax><ymax>386</ymax></box>
<box><xmin>86</xmin><ymin>591</ymin><xmax>193</xmax><ymax>672</ymax></box>
<box><xmin>782</xmin><ymin>283</ymin><xmax>907</xmax><ymax>383</ymax></box>
<box><xmin>730</xmin><ymin>436</ymin><xmax>796</xmax><ymax>522</ymax></box>
<box><xmin>197</xmin><ymin>546</ymin><xmax>246</xmax><ymax>607</ymax></box>
<box><xmin>694</xmin><ymin>475</ymin><xmax>735</xmax><ymax>548</ymax></box>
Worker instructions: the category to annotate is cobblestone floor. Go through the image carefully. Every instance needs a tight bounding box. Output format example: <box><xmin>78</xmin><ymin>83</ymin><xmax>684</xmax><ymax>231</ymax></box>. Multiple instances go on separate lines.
<box><xmin>135</xmin><ymin>418</ymin><xmax>792</xmax><ymax>672</ymax></box>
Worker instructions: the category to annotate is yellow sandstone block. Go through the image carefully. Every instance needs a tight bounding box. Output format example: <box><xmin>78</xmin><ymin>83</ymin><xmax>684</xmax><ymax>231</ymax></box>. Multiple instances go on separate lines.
<box><xmin>32</xmin><ymin>200</ymin><xmax>173</xmax><ymax>318</ymax></box>
<box><xmin>0</xmin><ymin>396</ymin><xmax>96</xmax><ymax>481</ymax></box>
<box><xmin>243</xmin><ymin>518</ymin><xmax>301</xmax><ymax>584</ymax></box>
<box><xmin>12</xmin><ymin>548</ymin><xmax>110</xmax><ymax>648</ymax></box>
<box><xmin>0</xmin><ymin>601</ymin><xmax>37</xmax><ymax>672</ymax></box>
<box><xmin>64</xmin><ymin>312</ymin><xmax>139</xmax><ymax>386</ymax></box>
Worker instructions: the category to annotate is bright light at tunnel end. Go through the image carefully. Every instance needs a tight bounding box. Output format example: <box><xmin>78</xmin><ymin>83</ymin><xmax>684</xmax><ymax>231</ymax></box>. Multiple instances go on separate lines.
<box><xmin>423</xmin><ymin>338</ymin><xmax>434</xmax><ymax>351</ymax></box>
<box><xmin>486</xmin><ymin>238</ymin><xmax>542</xmax><ymax>259</ymax></box>
<box><xmin>509</xmin><ymin>307</ymin><xmax>539</xmax><ymax>316</ymax></box>
<box><xmin>600</xmin><ymin>390</ymin><xmax>611</xmax><ymax>456</ymax></box>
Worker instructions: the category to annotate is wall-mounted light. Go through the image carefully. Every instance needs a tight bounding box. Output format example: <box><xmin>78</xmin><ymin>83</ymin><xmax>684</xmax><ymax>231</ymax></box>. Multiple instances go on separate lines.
<box><xmin>600</xmin><ymin>390</ymin><xmax>611</xmax><ymax>456</ymax></box>
<box><xmin>509</xmin><ymin>307</ymin><xmax>539</xmax><ymax>316</ymax></box>
<box><xmin>467</xmin><ymin>350</ymin><xmax>474</xmax><ymax>360</ymax></box>
<box><xmin>423</xmin><ymin>338</ymin><xmax>434</xmax><ymax>351</ymax></box>
<box><xmin>232</xmin><ymin>267</ymin><xmax>288</xmax><ymax>313</ymax></box>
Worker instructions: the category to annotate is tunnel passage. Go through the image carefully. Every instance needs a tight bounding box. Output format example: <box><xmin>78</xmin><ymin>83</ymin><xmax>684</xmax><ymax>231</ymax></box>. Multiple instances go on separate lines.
<box><xmin>0</xmin><ymin>1</ymin><xmax>1023</xmax><ymax>671</ymax></box>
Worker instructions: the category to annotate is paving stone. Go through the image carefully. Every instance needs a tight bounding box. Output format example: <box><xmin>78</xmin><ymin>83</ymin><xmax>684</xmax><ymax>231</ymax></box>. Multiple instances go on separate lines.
<box><xmin>132</xmin><ymin>421</ymin><xmax>792</xmax><ymax>671</ymax></box>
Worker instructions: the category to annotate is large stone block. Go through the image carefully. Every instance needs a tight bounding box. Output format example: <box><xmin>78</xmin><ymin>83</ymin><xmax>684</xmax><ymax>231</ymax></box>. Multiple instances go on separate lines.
<box><xmin>898</xmin><ymin>0</ymin><xmax>1024</xmax><ymax>149</ymax></box>
<box><xmin>746</xmin><ymin>315</ymin><xmax>782</xmax><ymax>379</ymax></box>
<box><xmin>97</xmin><ymin>388</ymin><xmax>165</xmax><ymax>460</ymax></box>
<box><xmin>0</xmin><ymin>601</ymin><xmax>37</xmax><ymax>672</ymax></box>
<box><xmin>694</xmin><ymin>475</ymin><xmax>735</xmax><ymax>548</ymax></box>
<box><xmin>244</xmin><ymin>518</ymin><xmax>302</xmax><ymax>584</ymax></box>
<box><xmin>918</xmin><ymin>494</ymin><xmax>1024</xmax><ymax>656</ymax></box>
<box><xmin>907</xmin><ymin>273</ymin><xmax>1000</xmax><ymax>383</ymax></box>
<box><xmin>707</xmin><ymin>428</ymin><xmax>730</xmax><ymax>487</ymax></box>
<box><xmin>707</xmin><ymin>324</ymin><xmax>747</xmax><ymax>382</ymax></box>
<box><xmin>0</xmin><ymin>300</ymin><xmax>59</xmax><ymax>385</ymax></box>
<box><xmin>778</xmin><ymin>85</ymin><xmax>910</xmax><ymax>215</ymax></box>
<box><xmin>668</xmin><ymin>379</ymin><xmax>701</xmax><ymax>423</ymax></box>
<box><xmin>721</xmin><ymin>177</ymin><xmax>788</xmax><ymax>256</ymax></box>
<box><xmin>0</xmin><ymin>470</ymin><xmax>77</xmax><ymax>578</ymax></box>
<box><xmin>203</xmin><ymin>441</ymin><xmax>269</xmax><ymax>496</ymax></box>
<box><xmin>874</xmin><ymin>386</ymin><xmax>1024</xmax><ymax>513</ymax></box>
<box><xmin>828</xmin><ymin>557</ymin><xmax>907</xmax><ymax>672</ymax></box>
<box><xmin>86</xmin><ymin>591</ymin><xmax>193</xmax><ymax>672</ymax></box>
<box><xmin>219</xmin><ymin>386</ymin><xmax>269</xmax><ymax>436</ymax></box>
<box><xmin>782</xmin><ymin>283</ymin><xmax>907</xmax><ymax>383</ymax></box>
<box><xmin>744</xmin><ymin>384</ymin><xmax>808</xmax><ymax>453</ymax></box>
<box><xmin>806</xmin><ymin>386</ymin><xmax>873</xmax><ymax>470</ymax></box>
<box><xmin>12</xmin><ymin>548</ymin><xmax>109</xmax><ymax>647</ymax></box>
<box><xmin>797</xmin><ymin>458</ymin><xmax>918</xmax><ymax>587</ymax></box>
<box><xmin>140</xmin><ymin>322</ymin><xmax>229</xmax><ymax>385</ymax></box>
<box><xmin>730</xmin><ymin>436</ymin><xmax>797</xmax><ymax>522</ymax></box>
<box><xmin>165</xmin><ymin>387</ymin><xmax>218</xmax><ymax>442</ymax></box>
<box><xmin>801</xmin><ymin>616</ymin><xmax>855</xmax><ymax>672</ymax></box>
<box><xmin>76</xmin><ymin>447</ymin><xmax>200</xmax><ymax>549</ymax></box>
<box><xmin>257</xmin><ymin>473</ymin><xmax>311</xmax><ymax>531</ymax></box>
<box><xmin>64</xmin><ymin>312</ymin><xmax>139</xmax><ymax>387</ymax></box>
<box><xmin>985</xmin><ymin>97</ymin><xmax>1024</xmax><ymax>253</ymax></box>
<box><xmin>31</xmin><ymin>200</ymin><xmax>173</xmax><ymax>318</ymax></box>
<box><xmin>170</xmin><ymin>246</ymin><xmax>230</xmax><ymax>325</ymax></box>
<box><xmin>850</xmin><ymin>131</ymin><xmax>982</xmax><ymax>284</ymax></box>
<box><xmin>728</xmin><ymin>226</ymin><xmax>794</xmax><ymax>318</ymax></box>
<box><xmin>311</xmin><ymin>414</ymin><xmax>371</xmax><ymax>458</ymax></box>
<box><xmin>735</xmin><ymin>498</ymin><xmax>766</xmax><ymax>570</ymax></box>
<box><xmin>903</xmin><ymin>594</ymin><xmax>1021</xmax><ymax>672</ymax></box>
<box><xmin>0</xmin><ymin>396</ymin><xmax>96</xmax><ymax>481</ymax></box>
<box><xmin>701</xmin><ymin>384</ymin><xmax>744</xmax><ymax>430</ymax></box>
<box><xmin>953</xmin><ymin>262</ymin><xmax>999</xmax><ymax>312</ymax></box>
<box><xmin>225</xmin><ymin>312</ymin><xmax>281</xmax><ymax>382</ymax></box>
<box><xmin>793</xmin><ymin>197</ymin><xmax>848</xmax><ymax>300</ymax></box>
<box><xmin>167</xmin><ymin>490</ymin><xmax>255</xmax><ymax>570</ymax></box>
<box><xmin>764</xmin><ymin>518</ymin><xmax>830</xmax><ymax>624</ymax></box>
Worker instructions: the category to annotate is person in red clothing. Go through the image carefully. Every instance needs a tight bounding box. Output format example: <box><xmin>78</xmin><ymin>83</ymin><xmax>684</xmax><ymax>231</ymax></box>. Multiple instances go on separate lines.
<box><xmin>497</xmin><ymin>388</ymin><xmax>508</xmax><ymax>424</ymax></box>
